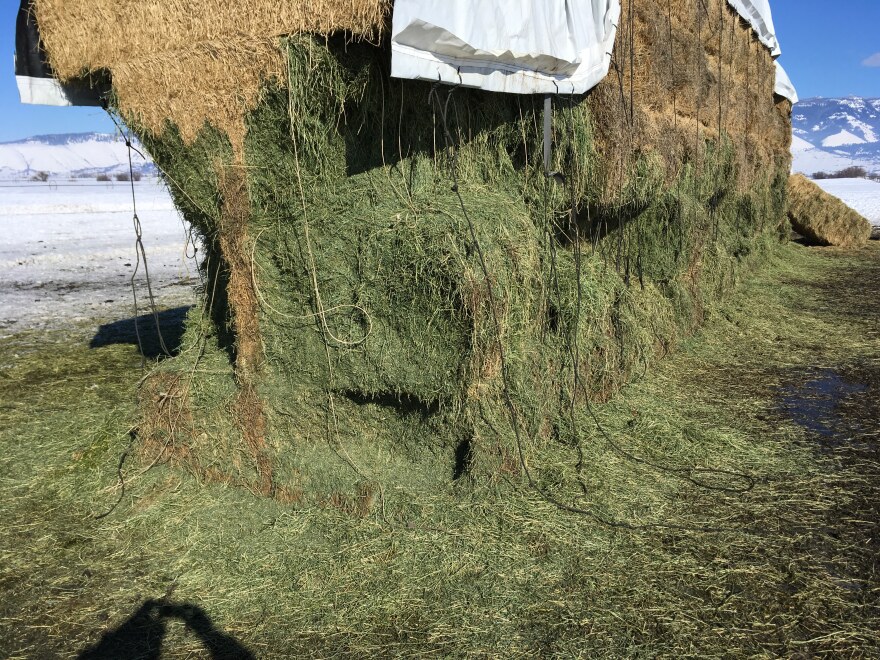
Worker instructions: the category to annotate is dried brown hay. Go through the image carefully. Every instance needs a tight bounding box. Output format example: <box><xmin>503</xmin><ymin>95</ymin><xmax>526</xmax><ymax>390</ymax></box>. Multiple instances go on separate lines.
<box><xmin>32</xmin><ymin>0</ymin><xmax>390</xmax><ymax>153</ymax></box>
<box><xmin>214</xmin><ymin>163</ymin><xmax>274</xmax><ymax>494</ymax></box>
<box><xmin>136</xmin><ymin>371</ymin><xmax>195</xmax><ymax>468</ymax></box>
<box><xmin>233</xmin><ymin>382</ymin><xmax>274</xmax><ymax>496</ymax></box>
<box><xmin>788</xmin><ymin>174</ymin><xmax>872</xmax><ymax>248</ymax></box>
<box><xmin>589</xmin><ymin>0</ymin><xmax>789</xmax><ymax>201</ymax></box>
<box><xmin>215</xmin><ymin>164</ymin><xmax>262</xmax><ymax>378</ymax></box>
<box><xmin>137</xmin><ymin>371</ymin><xmax>277</xmax><ymax>496</ymax></box>
<box><xmin>100</xmin><ymin>39</ymin><xmax>285</xmax><ymax>155</ymax></box>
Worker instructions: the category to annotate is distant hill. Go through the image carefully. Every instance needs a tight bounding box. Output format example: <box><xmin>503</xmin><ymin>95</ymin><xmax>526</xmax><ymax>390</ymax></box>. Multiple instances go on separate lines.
<box><xmin>0</xmin><ymin>132</ymin><xmax>156</xmax><ymax>181</ymax></box>
<box><xmin>791</xmin><ymin>97</ymin><xmax>880</xmax><ymax>177</ymax></box>
<box><xmin>6</xmin><ymin>110</ymin><xmax>877</xmax><ymax>182</ymax></box>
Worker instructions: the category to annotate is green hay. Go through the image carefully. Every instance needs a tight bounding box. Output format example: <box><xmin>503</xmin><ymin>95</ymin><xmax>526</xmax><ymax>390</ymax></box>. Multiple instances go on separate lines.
<box><xmin>128</xmin><ymin>36</ymin><xmax>789</xmax><ymax>499</ymax></box>
<box><xmin>2</xmin><ymin>244</ymin><xmax>879</xmax><ymax>657</ymax></box>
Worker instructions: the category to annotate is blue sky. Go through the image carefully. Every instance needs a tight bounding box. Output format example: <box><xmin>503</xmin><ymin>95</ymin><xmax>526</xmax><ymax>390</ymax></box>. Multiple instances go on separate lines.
<box><xmin>0</xmin><ymin>0</ymin><xmax>878</xmax><ymax>142</ymax></box>
<box><xmin>0</xmin><ymin>0</ymin><xmax>114</xmax><ymax>141</ymax></box>
<box><xmin>773</xmin><ymin>1</ymin><xmax>880</xmax><ymax>100</ymax></box>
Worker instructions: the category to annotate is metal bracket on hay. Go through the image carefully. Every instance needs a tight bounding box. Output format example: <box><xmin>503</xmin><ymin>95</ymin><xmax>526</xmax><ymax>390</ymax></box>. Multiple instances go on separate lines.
<box><xmin>543</xmin><ymin>95</ymin><xmax>566</xmax><ymax>186</ymax></box>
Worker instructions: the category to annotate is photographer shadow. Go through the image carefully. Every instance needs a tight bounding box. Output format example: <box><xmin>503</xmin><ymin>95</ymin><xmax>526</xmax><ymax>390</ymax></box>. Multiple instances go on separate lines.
<box><xmin>78</xmin><ymin>600</ymin><xmax>254</xmax><ymax>660</ymax></box>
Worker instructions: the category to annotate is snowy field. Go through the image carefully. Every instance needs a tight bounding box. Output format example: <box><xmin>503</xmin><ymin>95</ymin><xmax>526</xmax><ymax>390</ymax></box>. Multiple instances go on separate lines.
<box><xmin>0</xmin><ymin>180</ymin><xmax>198</xmax><ymax>334</ymax></box>
<box><xmin>814</xmin><ymin>178</ymin><xmax>880</xmax><ymax>233</ymax></box>
<box><xmin>791</xmin><ymin>135</ymin><xmax>876</xmax><ymax>177</ymax></box>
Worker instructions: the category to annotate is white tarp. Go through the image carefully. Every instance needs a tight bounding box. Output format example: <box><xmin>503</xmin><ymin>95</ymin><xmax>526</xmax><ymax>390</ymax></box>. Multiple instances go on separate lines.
<box><xmin>15</xmin><ymin>0</ymin><xmax>104</xmax><ymax>107</ymax></box>
<box><xmin>390</xmin><ymin>0</ymin><xmax>620</xmax><ymax>95</ymax></box>
<box><xmin>391</xmin><ymin>0</ymin><xmax>795</xmax><ymax>102</ymax></box>
<box><xmin>16</xmin><ymin>74</ymin><xmax>84</xmax><ymax>106</ymax></box>
<box><xmin>774</xmin><ymin>62</ymin><xmax>798</xmax><ymax>104</ymax></box>
<box><xmin>726</xmin><ymin>0</ymin><xmax>781</xmax><ymax>57</ymax></box>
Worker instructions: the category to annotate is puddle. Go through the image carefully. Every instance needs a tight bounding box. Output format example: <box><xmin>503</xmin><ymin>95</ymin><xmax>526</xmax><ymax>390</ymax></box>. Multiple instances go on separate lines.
<box><xmin>779</xmin><ymin>366</ymin><xmax>879</xmax><ymax>603</ymax></box>
<box><xmin>780</xmin><ymin>367</ymin><xmax>869</xmax><ymax>442</ymax></box>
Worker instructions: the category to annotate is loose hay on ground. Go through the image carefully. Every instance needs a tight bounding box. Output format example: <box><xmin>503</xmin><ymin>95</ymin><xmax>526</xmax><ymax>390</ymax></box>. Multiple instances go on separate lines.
<box><xmin>1</xmin><ymin>244</ymin><xmax>879</xmax><ymax>656</ymax></box>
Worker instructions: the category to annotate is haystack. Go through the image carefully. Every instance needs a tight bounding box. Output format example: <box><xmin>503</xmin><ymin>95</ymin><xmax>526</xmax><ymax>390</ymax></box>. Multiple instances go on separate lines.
<box><xmin>32</xmin><ymin>0</ymin><xmax>793</xmax><ymax>500</ymax></box>
<box><xmin>787</xmin><ymin>174</ymin><xmax>872</xmax><ymax>247</ymax></box>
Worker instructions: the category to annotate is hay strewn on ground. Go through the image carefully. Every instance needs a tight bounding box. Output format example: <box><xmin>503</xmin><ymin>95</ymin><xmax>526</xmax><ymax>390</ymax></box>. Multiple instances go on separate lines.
<box><xmin>2</xmin><ymin>243</ymin><xmax>879</xmax><ymax>657</ymax></box>
<box><xmin>33</xmin><ymin>1</ymin><xmax>792</xmax><ymax>501</ymax></box>
<box><xmin>788</xmin><ymin>174</ymin><xmax>872</xmax><ymax>247</ymax></box>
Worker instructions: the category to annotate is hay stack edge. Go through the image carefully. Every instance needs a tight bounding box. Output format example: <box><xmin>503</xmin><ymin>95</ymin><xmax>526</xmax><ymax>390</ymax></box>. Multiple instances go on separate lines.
<box><xmin>787</xmin><ymin>174</ymin><xmax>872</xmax><ymax>247</ymax></box>
<box><xmin>25</xmin><ymin>0</ymin><xmax>797</xmax><ymax>500</ymax></box>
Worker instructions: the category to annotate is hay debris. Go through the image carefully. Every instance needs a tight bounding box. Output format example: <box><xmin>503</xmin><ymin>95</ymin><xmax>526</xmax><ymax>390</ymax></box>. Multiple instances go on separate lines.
<box><xmin>788</xmin><ymin>174</ymin><xmax>871</xmax><ymax>247</ymax></box>
<box><xmin>3</xmin><ymin>245</ymin><xmax>880</xmax><ymax>656</ymax></box>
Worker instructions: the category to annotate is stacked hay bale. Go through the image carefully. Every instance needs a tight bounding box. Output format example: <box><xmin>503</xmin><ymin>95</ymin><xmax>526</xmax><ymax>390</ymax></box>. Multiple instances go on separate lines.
<box><xmin>33</xmin><ymin>0</ymin><xmax>792</xmax><ymax>500</ymax></box>
<box><xmin>788</xmin><ymin>174</ymin><xmax>871</xmax><ymax>247</ymax></box>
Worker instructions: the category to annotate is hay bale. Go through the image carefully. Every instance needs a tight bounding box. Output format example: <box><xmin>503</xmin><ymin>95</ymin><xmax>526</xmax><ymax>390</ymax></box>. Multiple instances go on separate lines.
<box><xmin>33</xmin><ymin>0</ymin><xmax>390</xmax><ymax>152</ymax></box>
<box><xmin>788</xmin><ymin>175</ymin><xmax>871</xmax><ymax>247</ymax></box>
<box><xmin>31</xmin><ymin>0</ymin><xmax>793</xmax><ymax>496</ymax></box>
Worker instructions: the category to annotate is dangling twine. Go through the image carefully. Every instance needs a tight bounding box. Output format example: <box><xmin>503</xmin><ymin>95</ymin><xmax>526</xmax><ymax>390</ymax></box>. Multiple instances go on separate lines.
<box><xmin>104</xmin><ymin>107</ymin><xmax>172</xmax><ymax>362</ymax></box>
<box><xmin>248</xmin><ymin>227</ymin><xmax>373</xmax><ymax>347</ymax></box>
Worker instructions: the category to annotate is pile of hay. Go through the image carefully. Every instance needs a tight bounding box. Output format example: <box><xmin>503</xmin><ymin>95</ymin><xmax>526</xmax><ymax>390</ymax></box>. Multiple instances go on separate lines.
<box><xmin>33</xmin><ymin>0</ymin><xmax>793</xmax><ymax>499</ymax></box>
<box><xmin>788</xmin><ymin>174</ymin><xmax>872</xmax><ymax>247</ymax></box>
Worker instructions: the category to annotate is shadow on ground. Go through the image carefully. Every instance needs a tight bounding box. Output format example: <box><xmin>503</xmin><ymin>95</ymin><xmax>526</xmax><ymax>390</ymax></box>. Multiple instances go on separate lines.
<box><xmin>90</xmin><ymin>307</ymin><xmax>191</xmax><ymax>359</ymax></box>
<box><xmin>78</xmin><ymin>600</ymin><xmax>254</xmax><ymax>660</ymax></box>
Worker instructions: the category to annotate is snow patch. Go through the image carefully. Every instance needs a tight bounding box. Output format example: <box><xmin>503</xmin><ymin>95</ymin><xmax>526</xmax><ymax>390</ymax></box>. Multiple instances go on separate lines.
<box><xmin>813</xmin><ymin>178</ymin><xmax>880</xmax><ymax>230</ymax></box>
<box><xmin>846</xmin><ymin>117</ymin><xmax>878</xmax><ymax>143</ymax></box>
<box><xmin>0</xmin><ymin>181</ymin><xmax>197</xmax><ymax>332</ymax></box>
<box><xmin>838</xmin><ymin>98</ymin><xmax>868</xmax><ymax>112</ymax></box>
<box><xmin>791</xmin><ymin>145</ymin><xmax>874</xmax><ymax>177</ymax></box>
<box><xmin>0</xmin><ymin>133</ymin><xmax>155</xmax><ymax>181</ymax></box>
<box><xmin>822</xmin><ymin>130</ymin><xmax>866</xmax><ymax>147</ymax></box>
<box><xmin>791</xmin><ymin>136</ymin><xmax>815</xmax><ymax>153</ymax></box>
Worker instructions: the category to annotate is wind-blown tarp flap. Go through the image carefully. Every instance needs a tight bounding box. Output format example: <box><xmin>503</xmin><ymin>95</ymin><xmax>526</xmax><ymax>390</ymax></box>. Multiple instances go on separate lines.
<box><xmin>390</xmin><ymin>0</ymin><xmax>621</xmax><ymax>95</ymax></box>
<box><xmin>15</xmin><ymin>0</ymin><xmax>103</xmax><ymax>106</ymax></box>
<box><xmin>774</xmin><ymin>62</ymin><xmax>797</xmax><ymax>104</ymax></box>
<box><xmin>391</xmin><ymin>0</ymin><xmax>795</xmax><ymax>100</ymax></box>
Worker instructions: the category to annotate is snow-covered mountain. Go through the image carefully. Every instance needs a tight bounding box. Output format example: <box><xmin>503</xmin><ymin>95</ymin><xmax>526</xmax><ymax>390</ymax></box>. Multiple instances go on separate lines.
<box><xmin>791</xmin><ymin>97</ymin><xmax>880</xmax><ymax>177</ymax></box>
<box><xmin>0</xmin><ymin>132</ymin><xmax>156</xmax><ymax>181</ymax></box>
